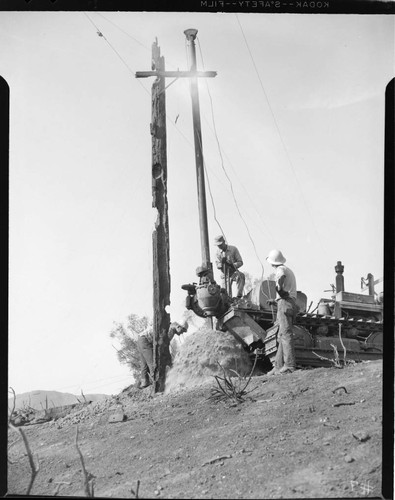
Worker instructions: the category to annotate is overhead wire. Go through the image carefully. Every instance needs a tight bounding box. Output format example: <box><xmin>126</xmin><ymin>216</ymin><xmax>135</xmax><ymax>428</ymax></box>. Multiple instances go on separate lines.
<box><xmin>83</xmin><ymin>13</ymin><xmax>234</xmax><ymax>244</ymax></box>
<box><xmin>95</xmin><ymin>12</ymin><xmax>151</xmax><ymax>50</ymax></box>
<box><xmin>83</xmin><ymin>12</ymin><xmax>151</xmax><ymax>97</ymax></box>
<box><xmin>82</xmin><ymin>15</ymin><xmax>267</xmax><ymax>280</ymax></box>
<box><xmin>184</xmin><ymin>38</ymin><xmax>227</xmax><ymax>242</ymax></box>
<box><xmin>84</xmin><ymin>13</ymin><xmax>272</xmax><ymax>252</ymax></box>
<box><xmin>183</xmin><ymin>40</ymin><xmax>277</xmax><ymax>246</ymax></box>
<box><xmin>201</xmin><ymin>113</ymin><xmax>276</xmax><ymax>241</ymax></box>
<box><xmin>235</xmin><ymin>13</ymin><xmax>328</xmax><ymax>257</ymax></box>
<box><xmin>196</xmin><ymin>37</ymin><xmax>265</xmax><ymax>278</ymax></box>
<box><xmin>83</xmin><ymin>13</ymin><xmax>238</xmax><ymax>208</ymax></box>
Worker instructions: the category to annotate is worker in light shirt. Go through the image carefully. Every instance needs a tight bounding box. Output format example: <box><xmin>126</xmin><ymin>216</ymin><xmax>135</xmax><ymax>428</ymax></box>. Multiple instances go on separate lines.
<box><xmin>214</xmin><ymin>235</ymin><xmax>245</xmax><ymax>299</ymax></box>
<box><xmin>265</xmin><ymin>249</ymin><xmax>299</xmax><ymax>375</ymax></box>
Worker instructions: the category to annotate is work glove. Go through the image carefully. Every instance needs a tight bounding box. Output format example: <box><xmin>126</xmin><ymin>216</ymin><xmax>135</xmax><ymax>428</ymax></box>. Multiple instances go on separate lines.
<box><xmin>248</xmin><ymin>339</ymin><xmax>265</xmax><ymax>352</ymax></box>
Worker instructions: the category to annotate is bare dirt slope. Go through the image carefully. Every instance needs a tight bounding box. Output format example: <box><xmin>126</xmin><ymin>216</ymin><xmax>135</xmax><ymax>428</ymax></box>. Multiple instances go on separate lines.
<box><xmin>7</xmin><ymin>359</ymin><xmax>386</xmax><ymax>499</ymax></box>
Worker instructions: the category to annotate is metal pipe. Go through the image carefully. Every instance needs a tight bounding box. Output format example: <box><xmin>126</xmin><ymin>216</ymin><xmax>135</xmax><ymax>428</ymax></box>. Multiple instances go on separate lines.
<box><xmin>184</xmin><ymin>29</ymin><xmax>212</xmax><ymax>272</ymax></box>
<box><xmin>366</xmin><ymin>273</ymin><xmax>375</xmax><ymax>296</ymax></box>
<box><xmin>335</xmin><ymin>261</ymin><xmax>345</xmax><ymax>293</ymax></box>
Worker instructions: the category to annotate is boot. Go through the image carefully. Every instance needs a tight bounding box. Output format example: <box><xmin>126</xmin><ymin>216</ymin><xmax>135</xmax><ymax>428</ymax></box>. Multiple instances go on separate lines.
<box><xmin>279</xmin><ymin>366</ymin><xmax>295</xmax><ymax>374</ymax></box>
<box><xmin>266</xmin><ymin>365</ymin><xmax>279</xmax><ymax>376</ymax></box>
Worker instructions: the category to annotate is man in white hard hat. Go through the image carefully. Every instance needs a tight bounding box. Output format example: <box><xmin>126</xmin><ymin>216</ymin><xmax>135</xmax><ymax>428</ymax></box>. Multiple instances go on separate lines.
<box><xmin>265</xmin><ymin>249</ymin><xmax>299</xmax><ymax>375</ymax></box>
<box><xmin>137</xmin><ymin>320</ymin><xmax>189</xmax><ymax>388</ymax></box>
<box><xmin>214</xmin><ymin>235</ymin><xmax>245</xmax><ymax>298</ymax></box>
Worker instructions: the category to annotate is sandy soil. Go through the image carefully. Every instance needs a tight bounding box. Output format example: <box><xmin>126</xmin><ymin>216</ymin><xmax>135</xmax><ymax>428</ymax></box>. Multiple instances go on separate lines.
<box><xmin>7</xmin><ymin>331</ymin><xmax>389</xmax><ymax>499</ymax></box>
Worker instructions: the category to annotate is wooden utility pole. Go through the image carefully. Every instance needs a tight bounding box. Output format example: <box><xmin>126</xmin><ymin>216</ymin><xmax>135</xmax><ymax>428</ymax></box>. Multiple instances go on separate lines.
<box><xmin>136</xmin><ymin>33</ymin><xmax>216</xmax><ymax>392</ymax></box>
<box><xmin>140</xmin><ymin>39</ymin><xmax>171</xmax><ymax>393</ymax></box>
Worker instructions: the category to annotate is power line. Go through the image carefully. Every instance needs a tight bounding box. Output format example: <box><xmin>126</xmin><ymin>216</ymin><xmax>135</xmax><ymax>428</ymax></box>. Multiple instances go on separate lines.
<box><xmin>185</xmin><ymin>37</ymin><xmax>277</xmax><ymax>245</ymax></box>
<box><xmin>96</xmin><ymin>12</ymin><xmax>150</xmax><ymax>51</ymax></box>
<box><xmin>83</xmin><ymin>12</ymin><xmax>150</xmax><ymax>97</ymax></box>
<box><xmin>235</xmin><ymin>13</ymin><xmax>328</xmax><ymax>258</ymax></box>
<box><xmin>197</xmin><ymin>37</ymin><xmax>265</xmax><ymax>277</ymax></box>
<box><xmin>201</xmin><ymin>113</ymin><xmax>277</xmax><ymax>242</ymax></box>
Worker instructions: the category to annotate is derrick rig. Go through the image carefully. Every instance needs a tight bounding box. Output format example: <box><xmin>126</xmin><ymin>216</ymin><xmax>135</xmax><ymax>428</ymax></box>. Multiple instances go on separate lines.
<box><xmin>180</xmin><ymin>28</ymin><xmax>383</xmax><ymax>369</ymax></box>
<box><xmin>182</xmin><ymin>262</ymin><xmax>383</xmax><ymax>368</ymax></box>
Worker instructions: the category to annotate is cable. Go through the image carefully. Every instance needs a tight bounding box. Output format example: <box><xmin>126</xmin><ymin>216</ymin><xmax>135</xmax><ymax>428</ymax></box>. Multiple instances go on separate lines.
<box><xmin>235</xmin><ymin>14</ymin><xmax>328</xmax><ymax>257</ymax></box>
<box><xmin>96</xmin><ymin>12</ymin><xmax>150</xmax><ymax>51</ymax></box>
<box><xmin>180</xmin><ymin>44</ymin><xmax>276</xmax><ymax>245</ymax></box>
<box><xmin>83</xmin><ymin>12</ymin><xmax>150</xmax><ymax>97</ymax></box>
<box><xmin>197</xmin><ymin>37</ymin><xmax>265</xmax><ymax>279</ymax></box>
<box><xmin>199</xmin><ymin>135</ymin><xmax>227</xmax><ymax>238</ymax></box>
<box><xmin>183</xmin><ymin>38</ymin><xmax>226</xmax><ymax>239</ymax></box>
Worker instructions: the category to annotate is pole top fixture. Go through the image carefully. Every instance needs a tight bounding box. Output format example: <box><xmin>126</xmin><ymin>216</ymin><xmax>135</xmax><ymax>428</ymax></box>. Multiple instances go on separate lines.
<box><xmin>184</xmin><ymin>28</ymin><xmax>198</xmax><ymax>41</ymax></box>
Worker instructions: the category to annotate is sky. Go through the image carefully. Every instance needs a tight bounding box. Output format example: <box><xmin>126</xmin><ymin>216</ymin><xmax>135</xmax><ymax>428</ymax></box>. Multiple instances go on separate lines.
<box><xmin>3</xmin><ymin>11</ymin><xmax>393</xmax><ymax>395</ymax></box>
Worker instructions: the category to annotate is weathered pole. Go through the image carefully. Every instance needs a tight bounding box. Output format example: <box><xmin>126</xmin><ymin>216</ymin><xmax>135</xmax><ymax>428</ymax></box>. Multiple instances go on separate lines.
<box><xmin>184</xmin><ymin>29</ymin><xmax>213</xmax><ymax>276</ymax></box>
<box><xmin>136</xmin><ymin>34</ymin><xmax>217</xmax><ymax>390</ymax></box>
<box><xmin>150</xmin><ymin>39</ymin><xmax>171</xmax><ymax>393</ymax></box>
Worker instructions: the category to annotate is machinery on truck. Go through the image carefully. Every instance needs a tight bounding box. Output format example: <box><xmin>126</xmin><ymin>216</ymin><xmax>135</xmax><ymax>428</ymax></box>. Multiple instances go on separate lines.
<box><xmin>182</xmin><ymin>261</ymin><xmax>383</xmax><ymax>369</ymax></box>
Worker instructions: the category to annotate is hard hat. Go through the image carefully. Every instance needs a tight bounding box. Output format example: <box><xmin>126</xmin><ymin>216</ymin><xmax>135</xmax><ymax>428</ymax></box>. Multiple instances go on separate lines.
<box><xmin>266</xmin><ymin>249</ymin><xmax>286</xmax><ymax>265</ymax></box>
<box><xmin>214</xmin><ymin>235</ymin><xmax>225</xmax><ymax>245</ymax></box>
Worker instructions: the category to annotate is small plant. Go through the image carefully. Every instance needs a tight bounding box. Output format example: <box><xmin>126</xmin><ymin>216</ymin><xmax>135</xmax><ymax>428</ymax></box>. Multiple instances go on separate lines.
<box><xmin>208</xmin><ymin>354</ymin><xmax>259</xmax><ymax>404</ymax></box>
<box><xmin>313</xmin><ymin>324</ymin><xmax>356</xmax><ymax>368</ymax></box>
<box><xmin>75</xmin><ymin>426</ymin><xmax>95</xmax><ymax>497</ymax></box>
<box><xmin>9</xmin><ymin>423</ymin><xmax>40</xmax><ymax>494</ymax></box>
<box><xmin>130</xmin><ymin>480</ymin><xmax>141</xmax><ymax>499</ymax></box>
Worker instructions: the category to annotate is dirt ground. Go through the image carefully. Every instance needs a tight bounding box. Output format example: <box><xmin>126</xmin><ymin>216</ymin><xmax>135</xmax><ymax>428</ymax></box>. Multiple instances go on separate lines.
<box><xmin>7</xmin><ymin>356</ymin><xmax>388</xmax><ymax>499</ymax></box>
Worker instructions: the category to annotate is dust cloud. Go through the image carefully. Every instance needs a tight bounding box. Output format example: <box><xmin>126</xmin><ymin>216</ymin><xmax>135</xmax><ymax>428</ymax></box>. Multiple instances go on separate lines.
<box><xmin>165</xmin><ymin>327</ymin><xmax>252</xmax><ymax>394</ymax></box>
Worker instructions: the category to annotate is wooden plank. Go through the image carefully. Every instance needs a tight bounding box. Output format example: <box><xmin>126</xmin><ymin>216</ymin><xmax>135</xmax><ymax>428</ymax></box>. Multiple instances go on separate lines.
<box><xmin>136</xmin><ymin>70</ymin><xmax>217</xmax><ymax>79</ymax></box>
<box><xmin>336</xmin><ymin>291</ymin><xmax>375</xmax><ymax>304</ymax></box>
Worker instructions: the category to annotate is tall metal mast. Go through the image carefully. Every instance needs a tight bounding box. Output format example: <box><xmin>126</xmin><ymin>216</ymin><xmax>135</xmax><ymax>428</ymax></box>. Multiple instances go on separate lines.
<box><xmin>184</xmin><ymin>29</ymin><xmax>213</xmax><ymax>275</ymax></box>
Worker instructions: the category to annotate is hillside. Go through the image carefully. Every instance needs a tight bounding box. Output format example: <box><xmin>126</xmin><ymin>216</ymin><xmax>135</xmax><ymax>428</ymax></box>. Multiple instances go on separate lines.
<box><xmin>8</xmin><ymin>390</ymin><xmax>108</xmax><ymax>412</ymax></box>
<box><xmin>7</xmin><ymin>359</ymin><xmax>390</xmax><ymax>499</ymax></box>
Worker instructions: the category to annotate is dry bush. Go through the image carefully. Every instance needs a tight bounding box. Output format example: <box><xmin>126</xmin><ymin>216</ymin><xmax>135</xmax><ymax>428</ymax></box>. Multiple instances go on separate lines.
<box><xmin>208</xmin><ymin>354</ymin><xmax>259</xmax><ymax>404</ymax></box>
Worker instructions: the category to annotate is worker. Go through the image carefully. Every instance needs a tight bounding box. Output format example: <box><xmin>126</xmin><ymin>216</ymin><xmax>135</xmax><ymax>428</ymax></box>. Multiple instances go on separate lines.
<box><xmin>137</xmin><ymin>320</ymin><xmax>189</xmax><ymax>389</ymax></box>
<box><xmin>214</xmin><ymin>235</ymin><xmax>245</xmax><ymax>298</ymax></box>
<box><xmin>265</xmin><ymin>249</ymin><xmax>299</xmax><ymax>375</ymax></box>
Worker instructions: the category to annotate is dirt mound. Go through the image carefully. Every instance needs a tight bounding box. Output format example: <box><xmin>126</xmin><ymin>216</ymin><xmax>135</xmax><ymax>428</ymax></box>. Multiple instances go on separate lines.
<box><xmin>165</xmin><ymin>328</ymin><xmax>252</xmax><ymax>394</ymax></box>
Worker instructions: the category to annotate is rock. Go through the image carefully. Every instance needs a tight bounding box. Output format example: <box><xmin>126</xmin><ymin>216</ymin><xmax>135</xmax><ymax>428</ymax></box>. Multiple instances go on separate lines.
<box><xmin>352</xmin><ymin>430</ymin><xmax>370</xmax><ymax>442</ymax></box>
<box><xmin>344</xmin><ymin>455</ymin><xmax>354</xmax><ymax>463</ymax></box>
<box><xmin>108</xmin><ymin>412</ymin><xmax>125</xmax><ymax>423</ymax></box>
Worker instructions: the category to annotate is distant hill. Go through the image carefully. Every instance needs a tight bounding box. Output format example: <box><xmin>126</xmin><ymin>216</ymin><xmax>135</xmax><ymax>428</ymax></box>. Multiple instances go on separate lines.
<box><xmin>8</xmin><ymin>390</ymin><xmax>108</xmax><ymax>412</ymax></box>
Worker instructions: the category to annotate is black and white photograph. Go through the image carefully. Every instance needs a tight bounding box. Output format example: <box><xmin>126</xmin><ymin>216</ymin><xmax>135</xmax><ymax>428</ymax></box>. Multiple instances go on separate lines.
<box><xmin>4</xmin><ymin>5</ymin><xmax>394</xmax><ymax>499</ymax></box>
